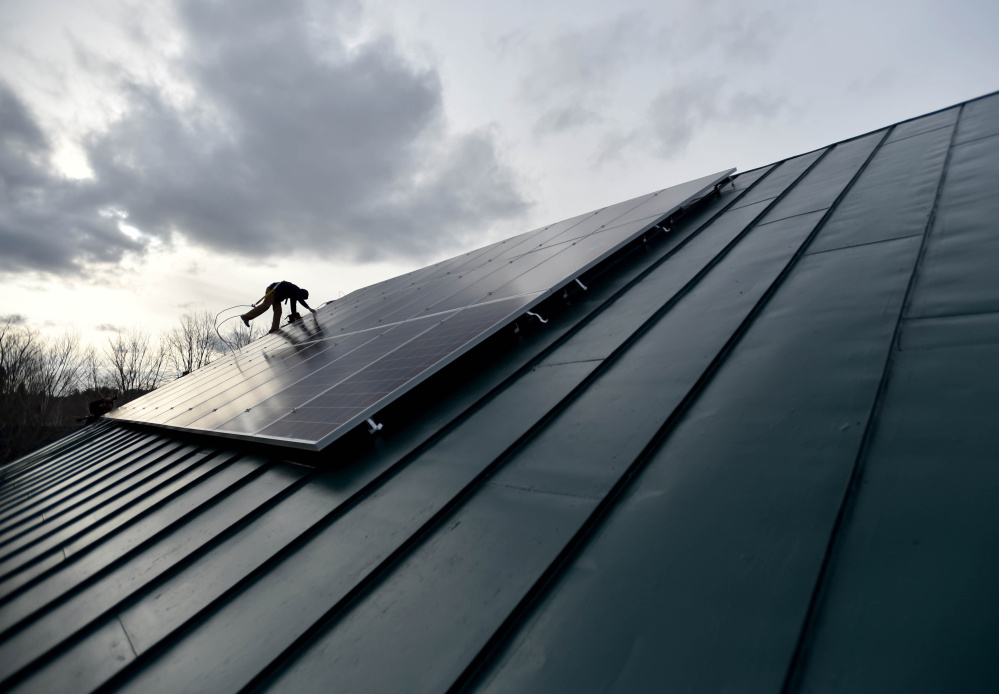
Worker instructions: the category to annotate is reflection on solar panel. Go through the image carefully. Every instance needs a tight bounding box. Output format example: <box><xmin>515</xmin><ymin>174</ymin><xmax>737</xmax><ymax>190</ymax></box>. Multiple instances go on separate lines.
<box><xmin>111</xmin><ymin>168</ymin><xmax>734</xmax><ymax>449</ymax></box>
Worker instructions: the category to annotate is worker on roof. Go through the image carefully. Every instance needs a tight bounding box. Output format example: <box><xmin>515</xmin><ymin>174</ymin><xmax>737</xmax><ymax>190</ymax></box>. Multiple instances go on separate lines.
<box><xmin>241</xmin><ymin>281</ymin><xmax>317</xmax><ymax>333</ymax></box>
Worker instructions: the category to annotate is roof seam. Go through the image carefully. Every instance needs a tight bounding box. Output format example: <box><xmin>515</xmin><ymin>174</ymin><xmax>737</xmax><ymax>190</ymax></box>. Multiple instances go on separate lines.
<box><xmin>0</xmin><ymin>443</ymin><xmax>202</xmax><ymax>551</ymax></box>
<box><xmin>757</xmin><ymin>208</ymin><xmax>828</xmax><ymax>227</ymax></box>
<box><xmin>486</xmin><ymin>481</ymin><xmax>601</xmax><ymax>501</ymax></box>
<box><xmin>0</xmin><ymin>452</ymin><xmax>259</xmax><ymax>643</ymax></box>
<box><xmin>0</xmin><ymin>437</ymin><xmax>171</xmax><ymax>544</ymax></box>
<box><xmin>903</xmin><ymin>308</ymin><xmax>999</xmax><ymax>322</ymax></box>
<box><xmin>0</xmin><ymin>457</ymin><xmax>288</xmax><ymax>690</ymax></box>
<box><xmin>952</xmin><ymin>130</ymin><xmax>999</xmax><ymax>148</ymax></box>
<box><xmin>0</xmin><ymin>430</ymin><xmax>144</xmax><ymax>509</ymax></box>
<box><xmin>884</xmin><ymin>123</ymin><xmax>956</xmax><ymax>146</ymax></box>
<box><xmin>446</xmin><ymin>150</ymin><xmax>841</xmax><ymax>693</ymax></box>
<box><xmin>536</xmin><ymin>359</ymin><xmax>604</xmax><ymax>368</ymax></box>
<box><xmin>803</xmin><ymin>232</ymin><xmax>922</xmax><ymax>257</ymax></box>
<box><xmin>0</xmin><ymin>433</ymin><xmax>159</xmax><ymax>518</ymax></box>
<box><xmin>779</xmin><ymin>106</ymin><xmax>965</xmax><ymax>694</ymax></box>
<box><xmin>456</xmin><ymin>126</ymin><xmax>893</xmax><ymax>694</ymax></box>
<box><xmin>0</xmin><ymin>444</ymin><xmax>207</xmax><ymax>583</ymax></box>
<box><xmin>117</xmin><ymin>615</ymin><xmax>138</xmax><ymax>659</ymax></box>
<box><xmin>730</xmin><ymin>195</ymin><xmax>776</xmax><ymax>210</ymax></box>
<box><xmin>0</xmin><ymin>423</ymin><xmax>112</xmax><ymax>477</ymax></box>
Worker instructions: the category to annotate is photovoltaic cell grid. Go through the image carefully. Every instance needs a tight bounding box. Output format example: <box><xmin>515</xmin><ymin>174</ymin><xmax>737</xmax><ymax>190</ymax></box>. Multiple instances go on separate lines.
<box><xmin>110</xmin><ymin>169</ymin><xmax>734</xmax><ymax>450</ymax></box>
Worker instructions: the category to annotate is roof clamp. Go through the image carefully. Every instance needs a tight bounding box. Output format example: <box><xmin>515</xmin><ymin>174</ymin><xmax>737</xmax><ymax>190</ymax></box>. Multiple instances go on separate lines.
<box><xmin>513</xmin><ymin>321</ymin><xmax>520</xmax><ymax>334</ymax></box>
<box><xmin>526</xmin><ymin>310</ymin><xmax>548</xmax><ymax>324</ymax></box>
<box><xmin>366</xmin><ymin>418</ymin><xmax>384</xmax><ymax>434</ymax></box>
<box><xmin>565</xmin><ymin>276</ymin><xmax>588</xmax><ymax>299</ymax></box>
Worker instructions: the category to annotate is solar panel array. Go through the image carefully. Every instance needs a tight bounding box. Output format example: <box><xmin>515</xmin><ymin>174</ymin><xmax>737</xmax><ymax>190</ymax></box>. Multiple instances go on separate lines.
<box><xmin>110</xmin><ymin>169</ymin><xmax>734</xmax><ymax>449</ymax></box>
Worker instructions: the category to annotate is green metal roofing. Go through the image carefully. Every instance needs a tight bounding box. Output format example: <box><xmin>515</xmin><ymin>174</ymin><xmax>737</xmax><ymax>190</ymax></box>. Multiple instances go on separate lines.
<box><xmin>1</xmin><ymin>90</ymin><xmax>997</xmax><ymax>693</ymax></box>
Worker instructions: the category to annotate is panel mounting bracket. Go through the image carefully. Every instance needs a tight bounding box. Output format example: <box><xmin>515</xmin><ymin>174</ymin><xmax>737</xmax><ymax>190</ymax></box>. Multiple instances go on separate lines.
<box><xmin>714</xmin><ymin>176</ymin><xmax>733</xmax><ymax>193</ymax></box>
<box><xmin>565</xmin><ymin>277</ymin><xmax>588</xmax><ymax>299</ymax></box>
<box><xmin>366</xmin><ymin>418</ymin><xmax>383</xmax><ymax>434</ymax></box>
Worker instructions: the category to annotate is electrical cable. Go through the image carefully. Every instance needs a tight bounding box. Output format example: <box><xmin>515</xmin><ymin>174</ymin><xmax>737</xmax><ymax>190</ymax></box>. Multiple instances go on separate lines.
<box><xmin>213</xmin><ymin>304</ymin><xmax>254</xmax><ymax>358</ymax></box>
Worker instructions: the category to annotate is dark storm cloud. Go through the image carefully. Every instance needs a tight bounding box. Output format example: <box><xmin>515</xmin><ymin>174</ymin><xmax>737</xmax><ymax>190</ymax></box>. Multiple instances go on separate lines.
<box><xmin>0</xmin><ymin>0</ymin><xmax>529</xmax><ymax>276</ymax></box>
<box><xmin>0</xmin><ymin>85</ymin><xmax>144</xmax><ymax>275</ymax></box>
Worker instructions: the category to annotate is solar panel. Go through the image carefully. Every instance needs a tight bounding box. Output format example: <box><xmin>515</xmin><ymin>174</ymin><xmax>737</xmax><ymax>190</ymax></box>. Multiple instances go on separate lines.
<box><xmin>111</xmin><ymin>168</ymin><xmax>734</xmax><ymax>449</ymax></box>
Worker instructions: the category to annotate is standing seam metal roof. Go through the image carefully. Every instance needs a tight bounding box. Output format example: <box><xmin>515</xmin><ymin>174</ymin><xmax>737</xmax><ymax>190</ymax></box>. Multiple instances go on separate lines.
<box><xmin>1</xmin><ymin>90</ymin><xmax>998</xmax><ymax>693</ymax></box>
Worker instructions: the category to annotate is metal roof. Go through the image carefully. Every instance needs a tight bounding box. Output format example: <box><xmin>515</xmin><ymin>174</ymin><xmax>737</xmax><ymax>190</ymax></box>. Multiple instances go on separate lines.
<box><xmin>1</xmin><ymin>90</ymin><xmax>998</xmax><ymax>693</ymax></box>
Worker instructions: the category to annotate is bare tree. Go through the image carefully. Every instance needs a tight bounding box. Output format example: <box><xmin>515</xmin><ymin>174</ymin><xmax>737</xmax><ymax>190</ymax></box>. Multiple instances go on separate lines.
<box><xmin>41</xmin><ymin>331</ymin><xmax>84</xmax><ymax>398</ymax></box>
<box><xmin>0</xmin><ymin>318</ymin><xmax>85</xmax><ymax>465</ymax></box>
<box><xmin>2</xmin><ymin>305</ymin><xmax>267</xmax><ymax>466</ymax></box>
<box><xmin>0</xmin><ymin>317</ymin><xmax>44</xmax><ymax>425</ymax></box>
<box><xmin>166</xmin><ymin>310</ymin><xmax>219</xmax><ymax>376</ymax></box>
<box><xmin>105</xmin><ymin>329</ymin><xmax>169</xmax><ymax>398</ymax></box>
<box><xmin>81</xmin><ymin>343</ymin><xmax>112</xmax><ymax>394</ymax></box>
<box><xmin>218</xmin><ymin>320</ymin><xmax>261</xmax><ymax>353</ymax></box>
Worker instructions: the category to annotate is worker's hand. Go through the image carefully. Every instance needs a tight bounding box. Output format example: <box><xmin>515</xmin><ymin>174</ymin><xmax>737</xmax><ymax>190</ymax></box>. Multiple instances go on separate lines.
<box><xmin>310</xmin><ymin>308</ymin><xmax>317</xmax><ymax>314</ymax></box>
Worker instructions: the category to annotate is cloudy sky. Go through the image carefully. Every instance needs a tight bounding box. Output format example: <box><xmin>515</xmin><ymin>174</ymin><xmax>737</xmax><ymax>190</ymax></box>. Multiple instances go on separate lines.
<box><xmin>1</xmin><ymin>0</ymin><xmax>996</xmax><ymax>345</ymax></box>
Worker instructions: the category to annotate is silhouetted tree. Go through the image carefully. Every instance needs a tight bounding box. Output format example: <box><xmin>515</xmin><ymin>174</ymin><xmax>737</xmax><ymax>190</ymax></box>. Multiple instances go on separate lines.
<box><xmin>105</xmin><ymin>329</ymin><xmax>168</xmax><ymax>399</ymax></box>
<box><xmin>81</xmin><ymin>343</ymin><xmax>112</xmax><ymax>393</ymax></box>
<box><xmin>166</xmin><ymin>310</ymin><xmax>218</xmax><ymax>375</ymax></box>
<box><xmin>219</xmin><ymin>320</ymin><xmax>261</xmax><ymax>352</ymax></box>
<box><xmin>1</xmin><ymin>306</ymin><xmax>273</xmax><ymax>466</ymax></box>
<box><xmin>0</xmin><ymin>317</ymin><xmax>84</xmax><ymax>465</ymax></box>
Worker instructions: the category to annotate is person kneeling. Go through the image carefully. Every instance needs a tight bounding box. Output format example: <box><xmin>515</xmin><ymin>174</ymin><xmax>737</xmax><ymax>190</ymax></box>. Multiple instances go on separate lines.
<box><xmin>240</xmin><ymin>281</ymin><xmax>316</xmax><ymax>333</ymax></box>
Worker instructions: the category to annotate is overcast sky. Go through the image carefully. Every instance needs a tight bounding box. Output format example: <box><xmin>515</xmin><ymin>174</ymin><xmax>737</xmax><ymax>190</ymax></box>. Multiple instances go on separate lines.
<box><xmin>1</xmin><ymin>0</ymin><xmax>996</xmax><ymax>345</ymax></box>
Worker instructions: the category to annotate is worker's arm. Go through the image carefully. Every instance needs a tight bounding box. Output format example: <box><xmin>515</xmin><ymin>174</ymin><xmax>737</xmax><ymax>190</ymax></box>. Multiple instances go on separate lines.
<box><xmin>300</xmin><ymin>298</ymin><xmax>316</xmax><ymax>314</ymax></box>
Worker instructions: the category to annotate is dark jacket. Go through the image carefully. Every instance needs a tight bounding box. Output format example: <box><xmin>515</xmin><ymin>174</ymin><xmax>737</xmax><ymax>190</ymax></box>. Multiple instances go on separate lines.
<box><xmin>267</xmin><ymin>281</ymin><xmax>313</xmax><ymax>314</ymax></box>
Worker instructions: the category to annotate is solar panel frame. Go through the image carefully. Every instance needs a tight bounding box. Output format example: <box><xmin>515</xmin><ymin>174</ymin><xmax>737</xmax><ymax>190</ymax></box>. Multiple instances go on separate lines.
<box><xmin>249</xmin><ymin>293</ymin><xmax>543</xmax><ymax>446</ymax></box>
<box><xmin>196</xmin><ymin>309</ymin><xmax>458</xmax><ymax>434</ymax></box>
<box><xmin>110</xmin><ymin>169</ymin><xmax>734</xmax><ymax>450</ymax></box>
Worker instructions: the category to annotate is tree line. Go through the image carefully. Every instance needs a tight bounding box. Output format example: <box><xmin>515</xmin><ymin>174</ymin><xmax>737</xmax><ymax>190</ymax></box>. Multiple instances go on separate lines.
<box><xmin>0</xmin><ymin>311</ymin><xmax>261</xmax><ymax>466</ymax></box>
